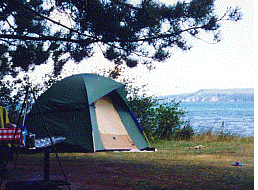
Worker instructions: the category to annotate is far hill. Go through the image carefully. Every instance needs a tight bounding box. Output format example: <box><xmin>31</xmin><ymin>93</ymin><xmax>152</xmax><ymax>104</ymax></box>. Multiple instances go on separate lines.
<box><xmin>160</xmin><ymin>88</ymin><xmax>254</xmax><ymax>103</ymax></box>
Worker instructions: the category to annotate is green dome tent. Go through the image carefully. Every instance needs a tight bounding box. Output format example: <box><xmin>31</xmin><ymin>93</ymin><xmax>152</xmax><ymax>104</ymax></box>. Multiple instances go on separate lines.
<box><xmin>27</xmin><ymin>74</ymin><xmax>149</xmax><ymax>152</ymax></box>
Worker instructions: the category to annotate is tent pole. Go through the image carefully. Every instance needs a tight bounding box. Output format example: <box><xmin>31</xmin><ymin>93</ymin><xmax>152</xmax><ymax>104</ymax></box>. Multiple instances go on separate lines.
<box><xmin>11</xmin><ymin>85</ymin><xmax>30</xmax><ymax>168</ymax></box>
<box><xmin>11</xmin><ymin>86</ymin><xmax>30</xmax><ymax>149</ymax></box>
<box><xmin>91</xmin><ymin>130</ymin><xmax>96</xmax><ymax>152</ymax></box>
<box><xmin>142</xmin><ymin>131</ymin><xmax>151</xmax><ymax>148</ymax></box>
<box><xmin>10</xmin><ymin>86</ymin><xmax>30</xmax><ymax>169</ymax></box>
<box><xmin>32</xmin><ymin>90</ymin><xmax>72</xmax><ymax>190</ymax></box>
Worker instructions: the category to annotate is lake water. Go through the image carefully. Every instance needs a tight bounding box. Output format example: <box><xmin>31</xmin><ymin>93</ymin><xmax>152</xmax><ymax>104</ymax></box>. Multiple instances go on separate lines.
<box><xmin>179</xmin><ymin>102</ymin><xmax>254</xmax><ymax>137</ymax></box>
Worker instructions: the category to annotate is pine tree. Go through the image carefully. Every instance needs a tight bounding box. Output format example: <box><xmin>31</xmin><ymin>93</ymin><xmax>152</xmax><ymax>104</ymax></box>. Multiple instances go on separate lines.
<box><xmin>0</xmin><ymin>0</ymin><xmax>241</xmax><ymax>77</ymax></box>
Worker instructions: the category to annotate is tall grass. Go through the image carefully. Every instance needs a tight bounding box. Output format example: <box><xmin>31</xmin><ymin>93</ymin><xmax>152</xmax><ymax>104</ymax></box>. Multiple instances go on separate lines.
<box><xmin>190</xmin><ymin>125</ymin><xmax>254</xmax><ymax>143</ymax></box>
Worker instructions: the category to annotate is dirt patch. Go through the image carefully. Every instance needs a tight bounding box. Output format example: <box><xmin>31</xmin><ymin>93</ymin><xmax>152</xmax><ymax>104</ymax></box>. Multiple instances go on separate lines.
<box><xmin>1</xmin><ymin>155</ymin><xmax>175</xmax><ymax>190</ymax></box>
<box><xmin>1</xmin><ymin>152</ymin><xmax>253</xmax><ymax>190</ymax></box>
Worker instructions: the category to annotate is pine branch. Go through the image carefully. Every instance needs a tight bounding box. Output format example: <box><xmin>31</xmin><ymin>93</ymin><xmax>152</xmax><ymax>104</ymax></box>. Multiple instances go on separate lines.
<box><xmin>0</xmin><ymin>34</ymin><xmax>97</xmax><ymax>45</ymax></box>
<box><xmin>9</xmin><ymin>0</ymin><xmax>98</xmax><ymax>40</ymax></box>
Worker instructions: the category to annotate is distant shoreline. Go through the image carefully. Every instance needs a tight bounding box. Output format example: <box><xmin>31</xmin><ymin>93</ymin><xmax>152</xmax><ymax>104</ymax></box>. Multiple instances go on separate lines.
<box><xmin>159</xmin><ymin>88</ymin><xmax>254</xmax><ymax>103</ymax></box>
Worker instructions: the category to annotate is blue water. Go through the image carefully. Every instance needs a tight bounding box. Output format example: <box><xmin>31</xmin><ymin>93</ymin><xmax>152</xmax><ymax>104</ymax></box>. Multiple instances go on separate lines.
<box><xmin>179</xmin><ymin>102</ymin><xmax>254</xmax><ymax>137</ymax></box>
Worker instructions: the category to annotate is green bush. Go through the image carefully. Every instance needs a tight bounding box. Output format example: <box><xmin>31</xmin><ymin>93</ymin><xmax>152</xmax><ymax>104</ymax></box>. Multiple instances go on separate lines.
<box><xmin>127</xmin><ymin>87</ymin><xmax>194</xmax><ymax>141</ymax></box>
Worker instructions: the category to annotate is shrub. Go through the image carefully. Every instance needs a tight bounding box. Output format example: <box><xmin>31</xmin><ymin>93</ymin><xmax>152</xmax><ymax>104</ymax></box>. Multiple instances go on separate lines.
<box><xmin>127</xmin><ymin>87</ymin><xmax>194</xmax><ymax>141</ymax></box>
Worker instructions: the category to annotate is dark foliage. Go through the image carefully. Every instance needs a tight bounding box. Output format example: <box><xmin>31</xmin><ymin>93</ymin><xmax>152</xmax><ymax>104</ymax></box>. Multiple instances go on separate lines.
<box><xmin>0</xmin><ymin>0</ymin><xmax>241</xmax><ymax>77</ymax></box>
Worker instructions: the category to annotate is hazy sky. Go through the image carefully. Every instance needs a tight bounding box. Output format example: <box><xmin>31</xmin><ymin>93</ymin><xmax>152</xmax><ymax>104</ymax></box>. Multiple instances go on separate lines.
<box><xmin>124</xmin><ymin>0</ymin><xmax>255</xmax><ymax>96</ymax></box>
<box><xmin>31</xmin><ymin>0</ymin><xmax>255</xmax><ymax>97</ymax></box>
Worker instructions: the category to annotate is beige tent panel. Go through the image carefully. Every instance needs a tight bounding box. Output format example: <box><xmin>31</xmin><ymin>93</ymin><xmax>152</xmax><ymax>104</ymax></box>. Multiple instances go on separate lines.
<box><xmin>94</xmin><ymin>95</ymin><xmax>127</xmax><ymax>135</ymax></box>
<box><xmin>94</xmin><ymin>95</ymin><xmax>137</xmax><ymax>150</ymax></box>
<box><xmin>100</xmin><ymin>134</ymin><xmax>136</xmax><ymax>150</ymax></box>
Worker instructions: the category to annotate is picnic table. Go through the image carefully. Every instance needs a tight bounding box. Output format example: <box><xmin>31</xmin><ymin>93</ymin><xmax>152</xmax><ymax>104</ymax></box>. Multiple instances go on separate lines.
<box><xmin>1</xmin><ymin>132</ymin><xmax>70</xmax><ymax>190</ymax></box>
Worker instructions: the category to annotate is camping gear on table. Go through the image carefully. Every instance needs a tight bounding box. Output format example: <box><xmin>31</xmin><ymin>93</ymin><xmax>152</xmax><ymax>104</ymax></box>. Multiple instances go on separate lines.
<box><xmin>35</xmin><ymin>136</ymin><xmax>66</xmax><ymax>148</ymax></box>
<box><xmin>27</xmin><ymin>73</ymin><xmax>151</xmax><ymax>152</ymax></box>
<box><xmin>25</xmin><ymin>133</ymin><xmax>36</xmax><ymax>149</ymax></box>
<box><xmin>5</xmin><ymin>137</ymin><xmax>70</xmax><ymax>190</ymax></box>
<box><xmin>1</xmin><ymin>87</ymin><xmax>71</xmax><ymax>190</ymax></box>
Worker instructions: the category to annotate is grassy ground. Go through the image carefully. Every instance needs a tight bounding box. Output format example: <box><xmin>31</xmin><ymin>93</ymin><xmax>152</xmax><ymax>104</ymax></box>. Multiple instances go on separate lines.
<box><xmin>4</xmin><ymin>136</ymin><xmax>254</xmax><ymax>190</ymax></box>
<box><xmin>59</xmin><ymin>136</ymin><xmax>254</xmax><ymax>189</ymax></box>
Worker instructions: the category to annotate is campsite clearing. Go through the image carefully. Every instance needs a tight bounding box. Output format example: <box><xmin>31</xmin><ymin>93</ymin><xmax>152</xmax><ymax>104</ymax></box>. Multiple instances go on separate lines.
<box><xmin>3</xmin><ymin>139</ymin><xmax>254</xmax><ymax>189</ymax></box>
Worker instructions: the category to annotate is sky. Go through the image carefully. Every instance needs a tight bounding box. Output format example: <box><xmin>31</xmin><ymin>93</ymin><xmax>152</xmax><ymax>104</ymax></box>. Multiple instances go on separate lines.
<box><xmin>29</xmin><ymin>0</ymin><xmax>255</xmax><ymax>97</ymax></box>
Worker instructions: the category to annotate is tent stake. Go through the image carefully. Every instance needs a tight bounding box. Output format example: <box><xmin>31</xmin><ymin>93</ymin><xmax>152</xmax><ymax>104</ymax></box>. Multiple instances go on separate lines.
<box><xmin>142</xmin><ymin>131</ymin><xmax>152</xmax><ymax>148</ymax></box>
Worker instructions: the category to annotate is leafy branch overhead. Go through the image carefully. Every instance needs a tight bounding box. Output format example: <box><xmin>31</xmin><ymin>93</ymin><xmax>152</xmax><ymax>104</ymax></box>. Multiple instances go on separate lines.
<box><xmin>0</xmin><ymin>0</ymin><xmax>241</xmax><ymax>77</ymax></box>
